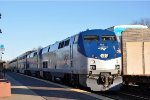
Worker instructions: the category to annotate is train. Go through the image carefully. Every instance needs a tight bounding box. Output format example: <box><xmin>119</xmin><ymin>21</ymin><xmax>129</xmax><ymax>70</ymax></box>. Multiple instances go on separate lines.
<box><xmin>122</xmin><ymin>28</ymin><xmax>150</xmax><ymax>87</ymax></box>
<box><xmin>9</xmin><ymin>29</ymin><xmax>122</xmax><ymax>91</ymax></box>
<box><xmin>107</xmin><ymin>25</ymin><xmax>149</xmax><ymax>87</ymax></box>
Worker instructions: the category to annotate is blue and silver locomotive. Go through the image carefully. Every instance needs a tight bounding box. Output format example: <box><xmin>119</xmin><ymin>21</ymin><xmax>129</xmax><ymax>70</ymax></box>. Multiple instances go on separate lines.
<box><xmin>9</xmin><ymin>29</ymin><xmax>121</xmax><ymax>91</ymax></box>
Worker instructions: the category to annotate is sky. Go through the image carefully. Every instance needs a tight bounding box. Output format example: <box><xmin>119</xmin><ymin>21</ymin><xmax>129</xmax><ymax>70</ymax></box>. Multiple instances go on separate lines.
<box><xmin>0</xmin><ymin>0</ymin><xmax>150</xmax><ymax>61</ymax></box>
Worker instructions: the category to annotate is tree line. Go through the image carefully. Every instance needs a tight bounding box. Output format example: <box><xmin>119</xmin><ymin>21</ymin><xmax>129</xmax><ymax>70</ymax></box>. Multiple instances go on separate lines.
<box><xmin>132</xmin><ymin>18</ymin><xmax>150</xmax><ymax>28</ymax></box>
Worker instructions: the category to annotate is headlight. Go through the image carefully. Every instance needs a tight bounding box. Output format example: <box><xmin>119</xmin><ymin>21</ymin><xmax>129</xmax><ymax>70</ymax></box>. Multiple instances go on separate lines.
<box><xmin>115</xmin><ymin>65</ymin><xmax>120</xmax><ymax>69</ymax></box>
<box><xmin>104</xmin><ymin>54</ymin><xmax>108</xmax><ymax>58</ymax></box>
<box><xmin>90</xmin><ymin>60</ymin><xmax>95</xmax><ymax>64</ymax></box>
<box><xmin>90</xmin><ymin>65</ymin><xmax>96</xmax><ymax>70</ymax></box>
<box><xmin>100</xmin><ymin>54</ymin><xmax>109</xmax><ymax>58</ymax></box>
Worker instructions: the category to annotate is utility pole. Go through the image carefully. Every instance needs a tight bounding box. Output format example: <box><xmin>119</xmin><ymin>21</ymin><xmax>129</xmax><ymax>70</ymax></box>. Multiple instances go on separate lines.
<box><xmin>0</xmin><ymin>13</ymin><xmax>2</xmax><ymax>74</ymax></box>
<box><xmin>0</xmin><ymin>13</ymin><xmax>4</xmax><ymax>61</ymax></box>
<box><xmin>0</xmin><ymin>13</ymin><xmax>1</xmax><ymax>34</ymax></box>
<box><xmin>0</xmin><ymin>13</ymin><xmax>1</xmax><ymax>60</ymax></box>
<box><xmin>0</xmin><ymin>12</ymin><xmax>5</xmax><ymax>77</ymax></box>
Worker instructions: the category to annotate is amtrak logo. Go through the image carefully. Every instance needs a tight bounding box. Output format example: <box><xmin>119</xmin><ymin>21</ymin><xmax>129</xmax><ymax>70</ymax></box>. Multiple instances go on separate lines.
<box><xmin>98</xmin><ymin>44</ymin><xmax>108</xmax><ymax>51</ymax></box>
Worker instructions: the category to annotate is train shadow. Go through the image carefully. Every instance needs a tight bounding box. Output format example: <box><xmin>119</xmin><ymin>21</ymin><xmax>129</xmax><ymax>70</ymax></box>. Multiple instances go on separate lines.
<box><xmin>11</xmin><ymin>87</ymin><xmax>100</xmax><ymax>100</ymax></box>
<box><xmin>6</xmin><ymin>72</ymin><xmax>100</xmax><ymax>100</ymax></box>
<box><xmin>93</xmin><ymin>83</ymin><xmax>122</xmax><ymax>95</ymax></box>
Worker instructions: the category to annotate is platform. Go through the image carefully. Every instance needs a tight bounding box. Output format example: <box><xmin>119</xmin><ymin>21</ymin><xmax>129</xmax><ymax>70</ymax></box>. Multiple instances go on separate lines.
<box><xmin>0</xmin><ymin>72</ymin><xmax>113</xmax><ymax>100</ymax></box>
<box><xmin>0</xmin><ymin>73</ymin><xmax>45</xmax><ymax>100</ymax></box>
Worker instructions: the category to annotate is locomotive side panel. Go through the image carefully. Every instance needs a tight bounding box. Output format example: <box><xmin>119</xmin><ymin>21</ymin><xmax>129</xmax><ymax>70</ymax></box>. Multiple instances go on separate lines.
<box><xmin>9</xmin><ymin>59</ymin><xmax>18</xmax><ymax>72</ymax></box>
<box><xmin>18</xmin><ymin>57</ymin><xmax>26</xmax><ymax>74</ymax></box>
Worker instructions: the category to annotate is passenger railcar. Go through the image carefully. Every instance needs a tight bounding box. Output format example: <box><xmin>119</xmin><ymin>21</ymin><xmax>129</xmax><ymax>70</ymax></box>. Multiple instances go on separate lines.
<box><xmin>9</xmin><ymin>51</ymin><xmax>34</xmax><ymax>73</ymax></box>
<box><xmin>17</xmin><ymin>54</ymin><xmax>27</xmax><ymax>73</ymax></box>
<box><xmin>9</xmin><ymin>29</ymin><xmax>121</xmax><ymax>91</ymax></box>
<box><xmin>9</xmin><ymin>58</ymin><xmax>18</xmax><ymax>72</ymax></box>
<box><xmin>24</xmin><ymin>49</ymin><xmax>42</xmax><ymax>77</ymax></box>
<box><xmin>25</xmin><ymin>51</ymin><xmax>37</xmax><ymax>75</ymax></box>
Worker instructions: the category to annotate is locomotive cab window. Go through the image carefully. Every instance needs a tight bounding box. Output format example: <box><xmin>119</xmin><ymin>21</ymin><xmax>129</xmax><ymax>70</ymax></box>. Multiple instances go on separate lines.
<box><xmin>84</xmin><ymin>35</ymin><xmax>99</xmax><ymax>41</ymax></box>
<box><xmin>102</xmin><ymin>35</ymin><xmax>116</xmax><ymax>41</ymax></box>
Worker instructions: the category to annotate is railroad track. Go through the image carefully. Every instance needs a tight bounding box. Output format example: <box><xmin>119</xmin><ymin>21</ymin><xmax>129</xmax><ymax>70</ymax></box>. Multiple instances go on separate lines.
<box><xmin>119</xmin><ymin>85</ymin><xmax>150</xmax><ymax>100</ymax></box>
<box><xmin>15</xmin><ymin>72</ymin><xmax>150</xmax><ymax>100</ymax></box>
<box><xmin>93</xmin><ymin>85</ymin><xmax>150</xmax><ymax>100</ymax></box>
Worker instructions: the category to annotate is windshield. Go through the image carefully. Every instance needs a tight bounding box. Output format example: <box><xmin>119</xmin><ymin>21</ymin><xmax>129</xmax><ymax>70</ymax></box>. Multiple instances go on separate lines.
<box><xmin>102</xmin><ymin>35</ymin><xmax>116</xmax><ymax>41</ymax></box>
<box><xmin>84</xmin><ymin>35</ymin><xmax>99</xmax><ymax>41</ymax></box>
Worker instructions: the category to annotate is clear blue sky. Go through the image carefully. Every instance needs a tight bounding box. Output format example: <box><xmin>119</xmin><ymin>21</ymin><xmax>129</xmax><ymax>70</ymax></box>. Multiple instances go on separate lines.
<box><xmin>0</xmin><ymin>1</ymin><xmax>150</xmax><ymax>61</ymax></box>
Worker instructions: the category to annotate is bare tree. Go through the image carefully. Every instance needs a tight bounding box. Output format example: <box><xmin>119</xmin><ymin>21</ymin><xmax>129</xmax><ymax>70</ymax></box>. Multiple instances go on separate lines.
<box><xmin>132</xmin><ymin>18</ymin><xmax>150</xmax><ymax>28</ymax></box>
